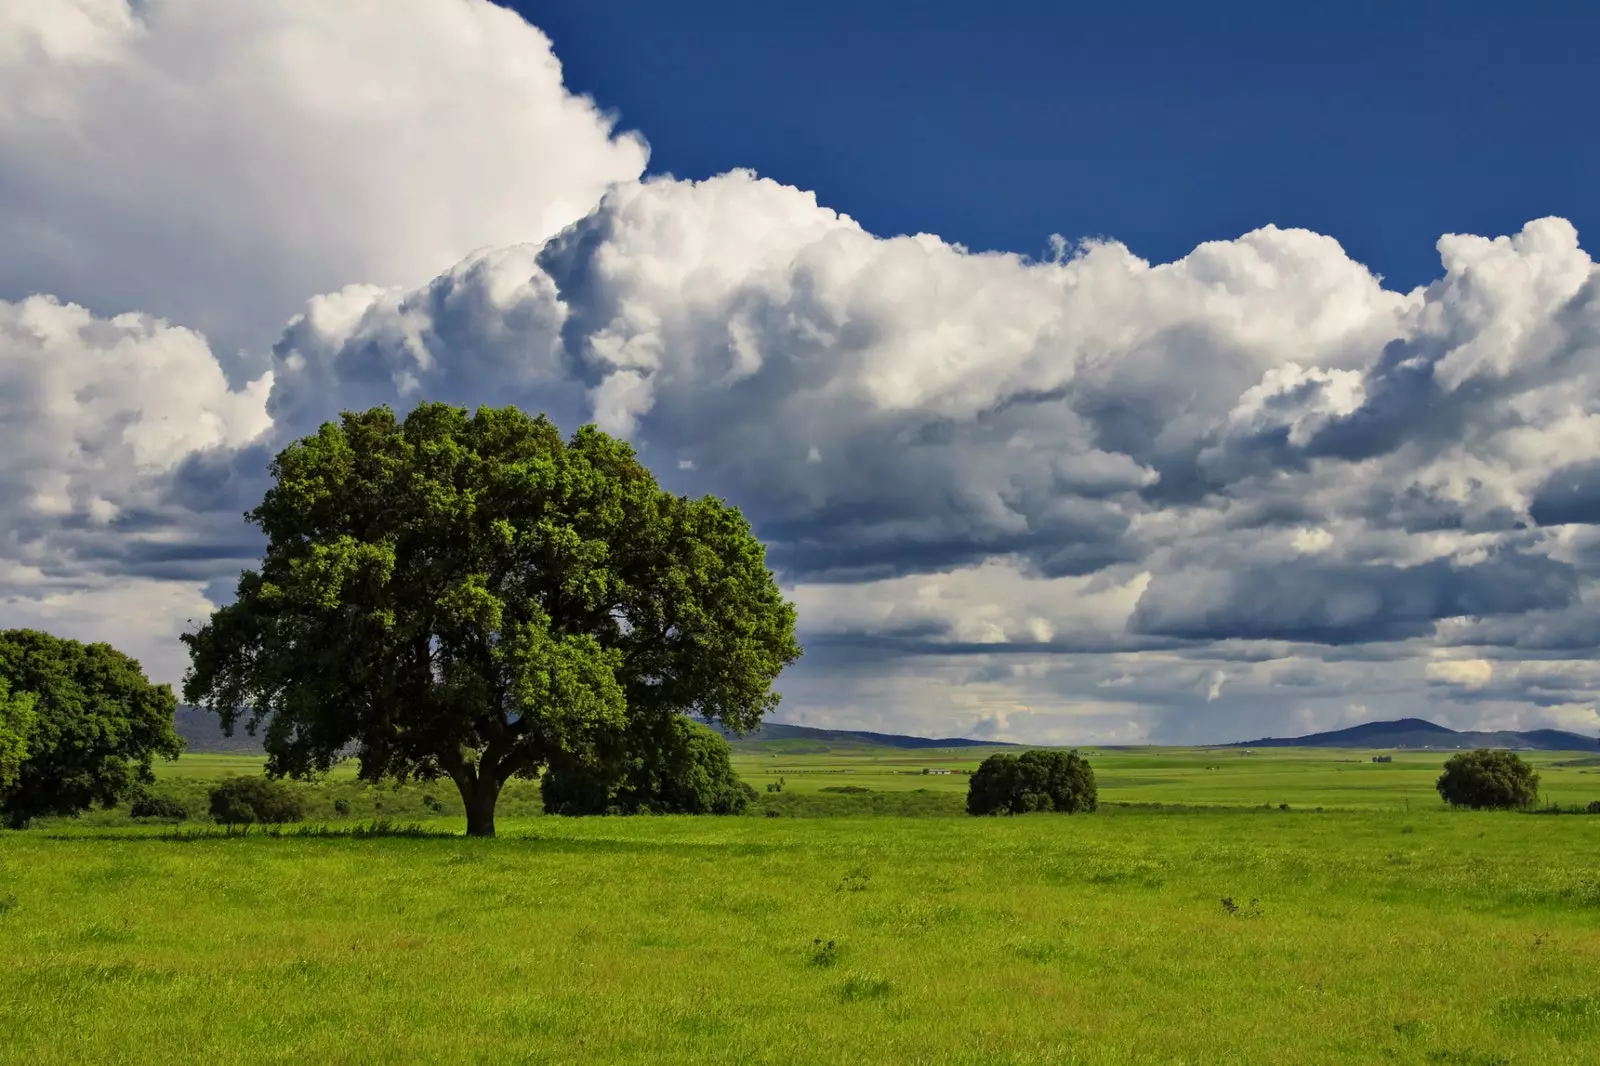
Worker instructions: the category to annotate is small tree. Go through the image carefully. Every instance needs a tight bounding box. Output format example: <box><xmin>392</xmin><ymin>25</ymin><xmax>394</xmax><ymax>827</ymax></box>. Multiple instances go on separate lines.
<box><xmin>1436</xmin><ymin>749</ymin><xmax>1539</xmax><ymax>810</ymax></box>
<box><xmin>0</xmin><ymin>630</ymin><xmax>182</xmax><ymax>828</ymax></box>
<box><xmin>182</xmin><ymin>404</ymin><xmax>800</xmax><ymax>837</ymax></box>
<box><xmin>967</xmin><ymin>749</ymin><xmax>1097</xmax><ymax>815</ymax></box>
<box><xmin>541</xmin><ymin>718</ymin><xmax>757</xmax><ymax>815</ymax></box>
<box><xmin>209</xmin><ymin>777</ymin><xmax>305</xmax><ymax>826</ymax></box>
<box><xmin>0</xmin><ymin>676</ymin><xmax>35</xmax><ymax>790</ymax></box>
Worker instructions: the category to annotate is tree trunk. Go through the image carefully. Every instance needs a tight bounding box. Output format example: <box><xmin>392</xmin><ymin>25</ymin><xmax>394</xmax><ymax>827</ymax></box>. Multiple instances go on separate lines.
<box><xmin>459</xmin><ymin>777</ymin><xmax>502</xmax><ymax>838</ymax></box>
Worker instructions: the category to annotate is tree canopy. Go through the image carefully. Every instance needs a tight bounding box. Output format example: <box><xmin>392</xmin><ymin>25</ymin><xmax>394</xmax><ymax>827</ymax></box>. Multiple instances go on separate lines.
<box><xmin>0</xmin><ymin>675</ymin><xmax>35</xmax><ymax>789</ymax></box>
<box><xmin>182</xmin><ymin>403</ymin><xmax>800</xmax><ymax>836</ymax></box>
<box><xmin>966</xmin><ymin>749</ymin><xmax>1098</xmax><ymax>815</ymax></box>
<box><xmin>0</xmin><ymin>629</ymin><xmax>182</xmax><ymax>828</ymax></box>
<box><xmin>541</xmin><ymin>717</ymin><xmax>757</xmax><ymax>815</ymax></box>
<box><xmin>1436</xmin><ymin>749</ymin><xmax>1540</xmax><ymax>810</ymax></box>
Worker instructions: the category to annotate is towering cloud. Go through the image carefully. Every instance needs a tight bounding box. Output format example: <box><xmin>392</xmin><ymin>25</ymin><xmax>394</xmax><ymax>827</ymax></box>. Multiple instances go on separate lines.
<box><xmin>0</xmin><ymin>0</ymin><xmax>647</xmax><ymax>356</ymax></box>
<box><xmin>2</xmin><ymin>3</ymin><xmax>1598</xmax><ymax>741</ymax></box>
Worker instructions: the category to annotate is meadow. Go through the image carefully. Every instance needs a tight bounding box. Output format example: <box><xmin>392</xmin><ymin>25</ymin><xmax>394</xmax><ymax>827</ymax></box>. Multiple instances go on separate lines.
<box><xmin>4</xmin><ymin>744</ymin><xmax>1600</xmax><ymax>1064</ymax></box>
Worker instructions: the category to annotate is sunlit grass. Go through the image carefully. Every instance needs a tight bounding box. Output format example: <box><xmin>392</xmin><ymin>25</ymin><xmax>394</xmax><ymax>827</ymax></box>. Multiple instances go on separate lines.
<box><xmin>7</xmin><ymin>744</ymin><xmax>1600</xmax><ymax>1062</ymax></box>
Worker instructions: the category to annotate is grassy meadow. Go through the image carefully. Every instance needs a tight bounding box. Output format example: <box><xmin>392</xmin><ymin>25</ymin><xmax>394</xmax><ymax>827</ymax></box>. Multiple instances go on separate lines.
<box><xmin>4</xmin><ymin>743</ymin><xmax>1600</xmax><ymax>1063</ymax></box>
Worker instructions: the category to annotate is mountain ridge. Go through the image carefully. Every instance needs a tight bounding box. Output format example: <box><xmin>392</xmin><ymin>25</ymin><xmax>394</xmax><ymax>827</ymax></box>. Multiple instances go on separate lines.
<box><xmin>172</xmin><ymin>707</ymin><xmax>1010</xmax><ymax>754</ymax></box>
<box><xmin>1225</xmin><ymin>717</ymin><xmax>1600</xmax><ymax>751</ymax></box>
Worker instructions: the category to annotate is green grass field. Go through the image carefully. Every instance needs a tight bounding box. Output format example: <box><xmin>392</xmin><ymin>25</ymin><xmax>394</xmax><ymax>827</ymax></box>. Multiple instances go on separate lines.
<box><xmin>5</xmin><ymin>744</ymin><xmax>1600</xmax><ymax>1063</ymax></box>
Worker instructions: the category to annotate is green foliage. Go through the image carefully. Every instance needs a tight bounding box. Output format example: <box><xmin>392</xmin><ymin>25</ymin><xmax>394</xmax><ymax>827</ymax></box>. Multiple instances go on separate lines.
<box><xmin>181</xmin><ymin>403</ymin><xmax>800</xmax><ymax>835</ymax></box>
<box><xmin>208</xmin><ymin>777</ymin><xmax>305</xmax><ymax>825</ymax></box>
<box><xmin>129</xmin><ymin>795</ymin><xmax>188</xmax><ymax>822</ymax></box>
<box><xmin>0</xmin><ymin>675</ymin><xmax>35</xmax><ymax>789</ymax></box>
<box><xmin>542</xmin><ymin>717</ymin><xmax>757</xmax><ymax>815</ymax></box>
<box><xmin>966</xmin><ymin>749</ymin><xmax>1098</xmax><ymax>815</ymax></box>
<box><xmin>0</xmin><ymin>629</ymin><xmax>182</xmax><ymax>828</ymax></box>
<box><xmin>1437</xmin><ymin>749</ymin><xmax>1540</xmax><ymax>810</ymax></box>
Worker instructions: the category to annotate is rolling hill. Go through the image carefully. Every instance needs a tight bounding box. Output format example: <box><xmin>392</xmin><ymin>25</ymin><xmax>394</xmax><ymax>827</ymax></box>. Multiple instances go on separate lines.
<box><xmin>1226</xmin><ymin>716</ymin><xmax>1600</xmax><ymax>752</ymax></box>
<box><xmin>704</xmin><ymin>720</ymin><xmax>1011</xmax><ymax>751</ymax></box>
<box><xmin>174</xmin><ymin>706</ymin><xmax>266</xmax><ymax>754</ymax></box>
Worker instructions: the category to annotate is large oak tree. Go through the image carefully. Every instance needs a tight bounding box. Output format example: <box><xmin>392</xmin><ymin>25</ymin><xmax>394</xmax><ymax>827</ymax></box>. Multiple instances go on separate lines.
<box><xmin>182</xmin><ymin>403</ymin><xmax>800</xmax><ymax>836</ymax></box>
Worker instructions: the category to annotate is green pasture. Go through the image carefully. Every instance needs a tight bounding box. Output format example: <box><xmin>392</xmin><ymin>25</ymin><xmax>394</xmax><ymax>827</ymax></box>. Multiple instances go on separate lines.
<box><xmin>7</xmin><ymin>743</ymin><xmax>1600</xmax><ymax>1063</ymax></box>
<box><xmin>153</xmin><ymin>744</ymin><xmax>1600</xmax><ymax>809</ymax></box>
<box><xmin>5</xmin><ymin>807</ymin><xmax>1600</xmax><ymax>1064</ymax></box>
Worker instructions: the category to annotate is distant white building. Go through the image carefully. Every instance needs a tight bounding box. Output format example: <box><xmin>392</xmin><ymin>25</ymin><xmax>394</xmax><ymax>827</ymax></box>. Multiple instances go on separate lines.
<box><xmin>922</xmin><ymin>768</ymin><xmax>953</xmax><ymax>775</ymax></box>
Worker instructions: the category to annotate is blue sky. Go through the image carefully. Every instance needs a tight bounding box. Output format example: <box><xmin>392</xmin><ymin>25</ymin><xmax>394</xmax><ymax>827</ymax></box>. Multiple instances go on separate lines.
<box><xmin>522</xmin><ymin>1</ymin><xmax>1599</xmax><ymax>291</ymax></box>
<box><xmin>5</xmin><ymin>1</ymin><xmax>1600</xmax><ymax>745</ymax></box>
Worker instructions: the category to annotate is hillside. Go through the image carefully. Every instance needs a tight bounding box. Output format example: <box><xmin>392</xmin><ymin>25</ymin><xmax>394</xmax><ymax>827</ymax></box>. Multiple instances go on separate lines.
<box><xmin>174</xmin><ymin>706</ymin><xmax>265</xmax><ymax>754</ymax></box>
<box><xmin>1227</xmin><ymin>716</ymin><xmax>1600</xmax><ymax>752</ymax></box>
<box><xmin>173</xmin><ymin>707</ymin><xmax>1006</xmax><ymax>755</ymax></box>
<box><xmin>706</xmin><ymin>720</ymin><xmax>1011</xmax><ymax>751</ymax></box>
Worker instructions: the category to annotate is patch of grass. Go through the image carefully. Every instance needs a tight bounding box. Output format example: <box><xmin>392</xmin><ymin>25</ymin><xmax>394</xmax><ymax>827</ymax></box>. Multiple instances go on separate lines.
<box><xmin>837</xmin><ymin>971</ymin><xmax>893</xmax><ymax>1003</ymax></box>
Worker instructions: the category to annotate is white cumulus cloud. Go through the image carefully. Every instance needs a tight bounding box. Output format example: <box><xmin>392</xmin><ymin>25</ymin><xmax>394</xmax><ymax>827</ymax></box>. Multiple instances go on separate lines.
<box><xmin>0</xmin><ymin>0</ymin><xmax>647</xmax><ymax>355</ymax></box>
<box><xmin>5</xmin><ymin>6</ymin><xmax>1600</xmax><ymax>743</ymax></box>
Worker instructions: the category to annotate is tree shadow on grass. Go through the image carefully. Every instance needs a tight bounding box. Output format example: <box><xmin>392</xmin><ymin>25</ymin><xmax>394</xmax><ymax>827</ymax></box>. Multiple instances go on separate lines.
<box><xmin>36</xmin><ymin>819</ymin><xmax>454</xmax><ymax>842</ymax></box>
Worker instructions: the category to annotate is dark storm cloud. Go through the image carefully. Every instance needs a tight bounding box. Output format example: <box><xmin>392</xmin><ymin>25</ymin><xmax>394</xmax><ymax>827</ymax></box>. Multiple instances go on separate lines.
<box><xmin>1130</xmin><ymin>552</ymin><xmax>1580</xmax><ymax>645</ymax></box>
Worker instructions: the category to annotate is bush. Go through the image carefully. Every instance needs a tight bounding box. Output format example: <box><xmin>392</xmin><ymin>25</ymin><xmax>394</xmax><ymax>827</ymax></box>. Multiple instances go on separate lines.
<box><xmin>542</xmin><ymin>717</ymin><xmax>758</xmax><ymax>816</ymax></box>
<box><xmin>1436</xmin><ymin>749</ymin><xmax>1539</xmax><ymax>810</ymax></box>
<box><xmin>966</xmin><ymin>749</ymin><xmax>1097</xmax><ymax>816</ymax></box>
<box><xmin>1587</xmin><ymin>800</ymin><xmax>1600</xmax><ymax>815</ymax></box>
<box><xmin>208</xmin><ymin>776</ymin><xmax>305</xmax><ymax>825</ymax></box>
<box><xmin>129</xmin><ymin>795</ymin><xmax>188</xmax><ymax>822</ymax></box>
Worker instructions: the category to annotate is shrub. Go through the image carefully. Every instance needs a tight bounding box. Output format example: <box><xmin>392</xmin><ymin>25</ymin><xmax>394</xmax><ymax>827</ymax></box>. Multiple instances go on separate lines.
<box><xmin>332</xmin><ymin>799</ymin><xmax>350</xmax><ymax>816</ymax></box>
<box><xmin>1436</xmin><ymin>749</ymin><xmax>1539</xmax><ymax>810</ymax></box>
<box><xmin>208</xmin><ymin>776</ymin><xmax>305</xmax><ymax>825</ymax></box>
<box><xmin>542</xmin><ymin>717</ymin><xmax>758</xmax><ymax>816</ymax></box>
<box><xmin>966</xmin><ymin>749</ymin><xmax>1096</xmax><ymax>816</ymax></box>
<box><xmin>129</xmin><ymin>795</ymin><xmax>188</xmax><ymax>822</ymax></box>
<box><xmin>1587</xmin><ymin>800</ymin><xmax>1600</xmax><ymax>815</ymax></box>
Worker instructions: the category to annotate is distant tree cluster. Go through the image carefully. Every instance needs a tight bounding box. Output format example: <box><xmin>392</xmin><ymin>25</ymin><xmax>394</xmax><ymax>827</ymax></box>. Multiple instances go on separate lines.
<box><xmin>967</xmin><ymin>750</ymin><xmax>1097</xmax><ymax>815</ymax></box>
<box><xmin>541</xmin><ymin>718</ymin><xmax>757</xmax><ymax>815</ymax></box>
<box><xmin>1436</xmin><ymin>749</ymin><xmax>1539</xmax><ymax>810</ymax></box>
<box><xmin>0</xmin><ymin>630</ymin><xmax>182</xmax><ymax>829</ymax></box>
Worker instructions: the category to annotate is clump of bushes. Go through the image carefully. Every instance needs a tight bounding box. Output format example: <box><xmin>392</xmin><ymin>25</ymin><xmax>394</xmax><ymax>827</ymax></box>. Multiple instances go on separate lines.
<box><xmin>1436</xmin><ymin>749</ymin><xmax>1539</xmax><ymax>810</ymax></box>
<box><xmin>541</xmin><ymin>717</ymin><xmax>757</xmax><ymax>816</ymax></box>
<box><xmin>208</xmin><ymin>776</ymin><xmax>305</xmax><ymax>825</ymax></box>
<box><xmin>966</xmin><ymin>749</ymin><xmax>1096</xmax><ymax>816</ymax></box>
<box><xmin>129</xmin><ymin>795</ymin><xmax>188</xmax><ymax>822</ymax></box>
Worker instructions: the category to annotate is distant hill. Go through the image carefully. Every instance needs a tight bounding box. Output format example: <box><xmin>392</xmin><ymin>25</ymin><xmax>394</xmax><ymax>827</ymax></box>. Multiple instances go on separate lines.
<box><xmin>704</xmin><ymin>720</ymin><xmax>1012</xmax><ymax>750</ymax></box>
<box><xmin>175</xmin><ymin>706</ymin><xmax>264</xmax><ymax>754</ymax></box>
<box><xmin>1226</xmin><ymin>717</ymin><xmax>1600</xmax><ymax>752</ymax></box>
<box><xmin>174</xmin><ymin>706</ymin><xmax>1006</xmax><ymax>755</ymax></box>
